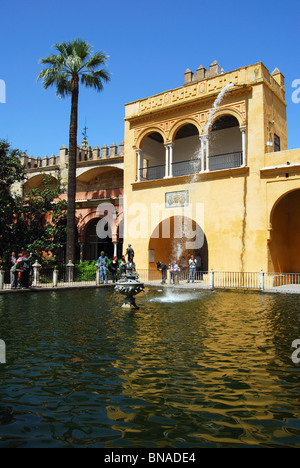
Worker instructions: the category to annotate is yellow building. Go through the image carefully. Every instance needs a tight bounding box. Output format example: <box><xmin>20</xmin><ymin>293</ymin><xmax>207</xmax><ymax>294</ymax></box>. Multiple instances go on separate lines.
<box><xmin>123</xmin><ymin>61</ymin><xmax>300</xmax><ymax>274</ymax></box>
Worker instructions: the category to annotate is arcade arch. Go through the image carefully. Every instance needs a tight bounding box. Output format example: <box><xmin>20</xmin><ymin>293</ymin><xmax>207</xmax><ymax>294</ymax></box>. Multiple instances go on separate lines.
<box><xmin>137</xmin><ymin>125</ymin><xmax>201</xmax><ymax>180</ymax></box>
<box><xmin>136</xmin><ymin>116</ymin><xmax>245</xmax><ymax>181</ymax></box>
<box><xmin>80</xmin><ymin>215</ymin><xmax>123</xmax><ymax>261</ymax></box>
<box><xmin>148</xmin><ymin>215</ymin><xmax>208</xmax><ymax>273</ymax></box>
<box><xmin>23</xmin><ymin>174</ymin><xmax>59</xmax><ymax>194</ymax></box>
<box><xmin>208</xmin><ymin>115</ymin><xmax>243</xmax><ymax>170</ymax></box>
<box><xmin>268</xmin><ymin>189</ymin><xmax>300</xmax><ymax>273</ymax></box>
<box><xmin>76</xmin><ymin>166</ymin><xmax>123</xmax><ymax>192</ymax></box>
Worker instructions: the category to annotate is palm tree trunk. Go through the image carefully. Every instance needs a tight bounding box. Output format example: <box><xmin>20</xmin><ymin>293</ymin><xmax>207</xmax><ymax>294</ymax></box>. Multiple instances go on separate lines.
<box><xmin>66</xmin><ymin>78</ymin><xmax>79</xmax><ymax>266</ymax></box>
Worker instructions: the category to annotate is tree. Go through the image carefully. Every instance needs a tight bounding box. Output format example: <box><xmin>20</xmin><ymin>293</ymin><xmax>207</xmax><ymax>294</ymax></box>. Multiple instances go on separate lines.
<box><xmin>0</xmin><ymin>140</ymin><xmax>25</xmax><ymax>259</ymax></box>
<box><xmin>37</xmin><ymin>38</ymin><xmax>110</xmax><ymax>264</ymax></box>
<box><xmin>13</xmin><ymin>176</ymin><xmax>67</xmax><ymax>265</ymax></box>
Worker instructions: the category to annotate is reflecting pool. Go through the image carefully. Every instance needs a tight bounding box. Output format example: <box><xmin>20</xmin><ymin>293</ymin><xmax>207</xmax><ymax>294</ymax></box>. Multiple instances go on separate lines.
<box><xmin>0</xmin><ymin>287</ymin><xmax>300</xmax><ymax>448</ymax></box>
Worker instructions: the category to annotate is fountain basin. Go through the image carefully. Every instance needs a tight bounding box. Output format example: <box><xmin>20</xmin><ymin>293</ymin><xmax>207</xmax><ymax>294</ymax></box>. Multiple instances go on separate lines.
<box><xmin>114</xmin><ymin>268</ymin><xmax>144</xmax><ymax>308</ymax></box>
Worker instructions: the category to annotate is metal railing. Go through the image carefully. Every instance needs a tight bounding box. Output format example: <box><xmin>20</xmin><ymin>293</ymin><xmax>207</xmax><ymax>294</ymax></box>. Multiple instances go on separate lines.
<box><xmin>1</xmin><ymin>268</ymin><xmax>300</xmax><ymax>293</ymax></box>
<box><xmin>208</xmin><ymin>151</ymin><xmax>242</xmax><ymax>171</ymax></box>
<box><xmin>213</xmin><ymin>271</ymin><xmax>260</xmax><ymax>289</ymax></box>
<box><xmin>138</xmin><ymin>151</ymin><xmax>243</xmax><ymax>181</ymax></box>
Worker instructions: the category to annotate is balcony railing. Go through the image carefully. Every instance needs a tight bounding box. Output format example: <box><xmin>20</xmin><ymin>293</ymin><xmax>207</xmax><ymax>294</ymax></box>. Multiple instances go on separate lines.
<box><xmin>209</xmin><ymin>151</ymin><xmax>242</xmax><ymax>171</ymax></box>
<box><xmin>139</xmin><ymin>152</ymin><xmax>243</xmax><ymax>181</ymax></box>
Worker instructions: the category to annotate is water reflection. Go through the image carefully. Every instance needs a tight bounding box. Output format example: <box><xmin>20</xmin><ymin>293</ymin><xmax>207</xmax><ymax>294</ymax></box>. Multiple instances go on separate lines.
<box><xmin>0</xmin><ymin>288</ymin><xmax>299</xmax><ymax>447</ymax></box>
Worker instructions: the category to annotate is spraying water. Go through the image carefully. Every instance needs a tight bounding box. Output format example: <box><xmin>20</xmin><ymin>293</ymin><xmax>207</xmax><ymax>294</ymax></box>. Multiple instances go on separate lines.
<box><xmin>203</xmin><ymin>83</ymin><xmax>235</xmax><ymax>134</ymax></box>
<box><xmin>170</xmin><ymin>83</ymin><xmax>235</xmax><ymax>262</ymax></box>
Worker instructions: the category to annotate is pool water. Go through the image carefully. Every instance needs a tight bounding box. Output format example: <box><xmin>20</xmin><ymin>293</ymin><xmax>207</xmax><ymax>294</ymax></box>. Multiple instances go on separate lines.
<box><xmin>0</xmin><ymin>287</ymin><xmax>300</xmax><ymax>448</ymax></box>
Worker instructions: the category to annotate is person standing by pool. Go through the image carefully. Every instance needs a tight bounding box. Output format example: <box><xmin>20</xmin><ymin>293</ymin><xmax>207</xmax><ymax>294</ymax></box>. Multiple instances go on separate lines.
<box><xmin>170</xmin><ymin>261</ymin><xmax>180</xmax><ymax>284</ymax></box>
<box><xmin>120</xmin><ymin>255</ymin><xmax>127</xmax><ymax>276</ymax></box>
<box><xmin>97</xmin><ymin>251</ymin><xmax>108</xmax><ymax>284</ymax></box>
<box><xmin>109</xmin><ymin>256</ymin><xmax>118</xmax><ymax>283</ymax></box>
<box><xmin>156</xmin><ymin>261</ymin><xmax>167</xmax><ymax>284</ymax></box>
<box><xmin>187</xmin><ymin>255</ymin><xmax>197</xmax><ymax>283</ymax></box>
<box><xmin>10</xmin><ymin>252</ymin><xmax>17</xmax><ymax>288</ymax></box>
<box><xmin>21</xmin><ymin>251</ymin><xmax>33</xmax><ymax>289</ymax></box>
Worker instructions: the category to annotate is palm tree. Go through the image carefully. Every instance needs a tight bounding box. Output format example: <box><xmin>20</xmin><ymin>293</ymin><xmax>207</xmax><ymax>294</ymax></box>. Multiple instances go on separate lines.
<box><xmin>38</xmin><ymin>38</ymin><xmax>110</xmax><ymax>265</ymax></box>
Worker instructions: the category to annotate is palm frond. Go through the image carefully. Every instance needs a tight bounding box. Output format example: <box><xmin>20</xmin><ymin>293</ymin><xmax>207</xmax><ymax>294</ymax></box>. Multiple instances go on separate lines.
<box><xmin>38</xmin><ymin>38</ymin><xmax>110</xmax><ymax>97</ymax></box>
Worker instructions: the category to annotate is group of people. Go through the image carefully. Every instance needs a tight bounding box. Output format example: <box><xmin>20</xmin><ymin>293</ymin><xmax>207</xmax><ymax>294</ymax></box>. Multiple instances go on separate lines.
<box><xmin>156</xmin><ymin>254</ymin><xmax>202</xmax><ymax>284</ymax></box>
<box><xmin>97</xmin><ymin>244</ymin><xmax>135</xmax><ymax>284</ymax></box>
<box><xmin>10</xmin><ymin>251</ymin><xmax>33</xmax><ymax>289</ymax></box>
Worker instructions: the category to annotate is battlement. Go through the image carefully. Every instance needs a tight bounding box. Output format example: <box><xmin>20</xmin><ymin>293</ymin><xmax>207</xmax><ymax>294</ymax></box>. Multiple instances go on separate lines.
<box><xmin>184</xmin><ymin>60</ymin><xmax>225</xmax><ymax>84</ymax></box>
<box><xmin>20</xmin><ymin>139</ymin><xmax>124</xmax><ymax>170</ymax></box>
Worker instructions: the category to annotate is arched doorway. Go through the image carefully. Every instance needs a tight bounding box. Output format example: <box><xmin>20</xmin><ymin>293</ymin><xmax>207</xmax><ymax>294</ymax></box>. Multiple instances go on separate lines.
<box><xmin>83</xmin><ymin>218</ymin><xmax>114</xmax><ymax>261</ymax></box>
<box><xmin>148</xmin><ymin>215</ymin><xmax>208</xmax><ymax>272</ymax></box>
<box><xmin>269</xmin><ymin>189</ymin><xmax>300</xmax><ymax>273</ymax></box>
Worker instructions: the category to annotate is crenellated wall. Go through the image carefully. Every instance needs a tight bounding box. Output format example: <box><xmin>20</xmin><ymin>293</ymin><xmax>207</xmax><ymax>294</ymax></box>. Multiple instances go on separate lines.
<box><xmin>19</xmin><ymin>140</ymin><xmax>124</xmax><ymax>170</ymax></box>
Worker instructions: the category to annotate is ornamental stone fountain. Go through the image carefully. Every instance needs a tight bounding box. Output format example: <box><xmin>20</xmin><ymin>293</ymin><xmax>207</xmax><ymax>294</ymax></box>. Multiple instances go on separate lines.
<box><xmin>114</xmin><ymin>244</ymin><xmax>144</xmax><ymax>309</ymax></box>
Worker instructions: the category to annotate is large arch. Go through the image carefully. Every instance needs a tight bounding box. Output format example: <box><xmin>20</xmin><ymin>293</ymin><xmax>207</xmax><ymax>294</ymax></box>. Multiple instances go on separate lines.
<box><xmin>76</xmin><ymin>166</ymin><xmax>123</xmax><ymax>192</ymax></box>
<box><xmin>268</xmin><ymin>189</ymin><xmax>300</xmax><ymax>273</ymax></box>
<box><xmin>148</xmin><ymin>215</ymin><xmax>208</xmax><ymax>272</ymax></box>
<box><xmin>23</xmin><ymin>174</ymin><xmax>59</xmax><ymax>194</ymax></box>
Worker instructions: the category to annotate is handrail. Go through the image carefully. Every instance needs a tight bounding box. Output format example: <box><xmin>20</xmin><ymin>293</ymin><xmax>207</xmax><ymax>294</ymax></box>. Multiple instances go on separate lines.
<box><xmin>138</xmin><ymin>151</ymin><xmax>243</xmax><ymax>181</ymax></box>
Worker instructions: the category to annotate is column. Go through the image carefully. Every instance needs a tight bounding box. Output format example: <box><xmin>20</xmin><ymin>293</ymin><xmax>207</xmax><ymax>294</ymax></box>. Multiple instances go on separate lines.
<box><xmin>201</xmin><ymin>134</ymin><xmax>209</xmax><ymax>172</ymax></box>
<box><xmin>113</xmin><ymin>242</ymin><xmax>118</xmax><ymax>258</ymax></box>
<box><xmin>169</xmin><ymin>143</ymin><xmax>173</xmax><ymax>177</ymax></box>
<box><xmin>240</xmin><ymin>126</ymin><xmax>246</xmax><ymax>166</ymax></box>
<box><xmin>136</xmin><ymin>149</ymin><xmax>143</xmax><ymax>182</ymax></box>
<box><xmin>199</xmin><ymin>136</ymin><xmax>205</xmax><ymax>172</ymax></box>
<box><xmin>79</xmin><ymin>242</ymin><xmax>84</xmax><ymax>263</ymax></box>
<box><xmin>164</xmin><ymin>143</ymin><xmax>174</xmax><ymax>178</ymax></box>
<box><xmin>205</xmin><ymin>135</ymin><xmax>209</xmax><ymax>171</ymax></box>
<box><xmin>164</xmin><ymin>144</ymin><xmax>169</xmax><ymax>178</ymax></box>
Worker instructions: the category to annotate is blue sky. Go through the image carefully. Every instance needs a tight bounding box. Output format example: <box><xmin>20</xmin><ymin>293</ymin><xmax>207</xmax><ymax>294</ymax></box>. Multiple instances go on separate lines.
<box><xmin>1</xmin><ymin>0</ymin><xmax>300</xmax><ymax>157</ymax></box>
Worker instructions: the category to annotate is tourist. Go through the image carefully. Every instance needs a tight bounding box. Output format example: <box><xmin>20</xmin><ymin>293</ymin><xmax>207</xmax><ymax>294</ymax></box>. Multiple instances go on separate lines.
<box><xmin>97</xmin><ymin>251</ymin><xmax>109</xmax><ymax>284</ymax></box>
<box><xmin>170</xmin><ymin>261</ymin><xmax>180</xmax><ymax>284</ymax></box>
<box><xmin>109</xmin><ymin>256</ymin><xmax>118</xmax><ymax>283</ymax></box>
<box><xmin>20</xmin><ymin>251</ymin><xmax>33</xmax><ymax>289</ymax></box>
<box><xmin>16</xmin><ymin>252</ymin><xmax>24</xmax><ymax>288</ymax></box>
<box><xmin>187</xmin><ymin>255</ymin><xmax>197</xmax><ymax>283</ymax></box>
<box><xmin>10</xmin><ymin>252</ymin><xmax>17</xmax><ymax>288</ymax></box>
<box><xmin>120</xmin><ymin>255</ymin><xmax>127</xmax><ymax>275</ymax></box>
<box><xmin>10</xmin><ymin>253</ymin><xmax>19</xmax><ymax>289</ymax></box>
<box><xmin>156</xmin><ymin>261</ymin><xmax>167</xmax><ymax>284</ymax></box>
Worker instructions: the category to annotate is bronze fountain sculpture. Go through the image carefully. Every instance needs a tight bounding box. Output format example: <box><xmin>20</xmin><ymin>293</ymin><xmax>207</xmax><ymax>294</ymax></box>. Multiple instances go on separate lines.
<box><xmin>114</xmin><ymin>244</ymin><xmax>144</xmax><ymax>309</ymax></box>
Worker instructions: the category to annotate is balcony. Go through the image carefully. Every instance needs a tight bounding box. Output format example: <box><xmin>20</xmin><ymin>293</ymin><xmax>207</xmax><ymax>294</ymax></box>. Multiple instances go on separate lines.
<box><xmin>138</xmin><ymin>151</ymin><xmax>243</xmax><ymax>182</ymax></box>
